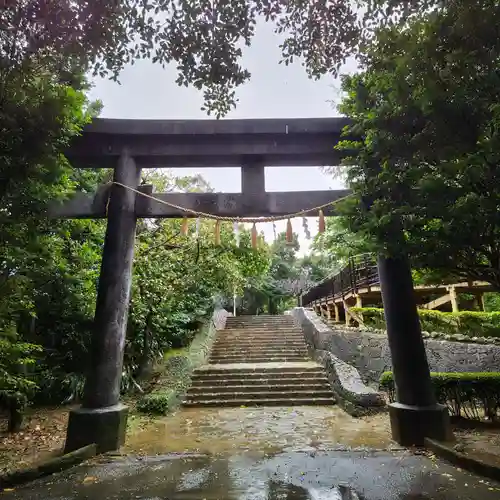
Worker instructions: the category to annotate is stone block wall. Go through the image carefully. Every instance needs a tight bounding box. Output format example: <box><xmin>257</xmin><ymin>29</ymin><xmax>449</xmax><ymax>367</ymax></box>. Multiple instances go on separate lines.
<box><xmin>212</xmin><ymin>308</ymin><xmax>231</xmax><ymax>330</ymax></box>
<box><xmin>292</xmin><ymin>307</ymin><xmax>500</xmax><ymax>384</ymax></box>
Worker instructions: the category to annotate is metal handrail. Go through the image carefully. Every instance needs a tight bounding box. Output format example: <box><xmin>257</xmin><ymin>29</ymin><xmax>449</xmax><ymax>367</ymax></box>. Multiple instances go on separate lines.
<box><xmin>300</xmin><ymin>253</ymin><xmax>378</xmax><ymax>306</ymax></box>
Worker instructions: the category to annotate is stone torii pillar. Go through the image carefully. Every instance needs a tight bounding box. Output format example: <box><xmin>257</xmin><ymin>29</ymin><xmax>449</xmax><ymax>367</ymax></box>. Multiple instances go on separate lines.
<box><xmin>64</xmin><ymin>150</ymin><xmax>141</xmax><ymax>453</ymax></box>
<box><xmin>378</xmin><ymin>254</ymin><xmax>451</xmax><ymax>445</ymax></box>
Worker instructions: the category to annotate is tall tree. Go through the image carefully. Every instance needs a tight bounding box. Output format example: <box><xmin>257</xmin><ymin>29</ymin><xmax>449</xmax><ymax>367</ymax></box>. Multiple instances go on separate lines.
<box><xmin>337</xmin><ymin>1</ymin><xmax>500</xmax><ymax>289</ymax></box>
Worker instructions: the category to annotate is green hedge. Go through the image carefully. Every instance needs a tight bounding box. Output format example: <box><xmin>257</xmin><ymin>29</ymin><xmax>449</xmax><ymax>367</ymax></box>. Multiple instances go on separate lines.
<box><xmin>380</xmin><ymin>371</ymin><xmax>500</xmax><ymax>421</ymax></box>
<box><xmin>352</xmin><ymin>307</ymin><xmax>500</xmax><ymax>338</ymax></box>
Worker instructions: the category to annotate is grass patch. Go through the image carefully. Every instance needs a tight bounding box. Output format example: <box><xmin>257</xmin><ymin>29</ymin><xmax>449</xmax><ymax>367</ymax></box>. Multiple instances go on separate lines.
<box><xmin>137</xmin><ymin>315</ymin><xmax>219</xmax><ymax>415</ymax></box>
<box><xmin>163</xmin><ymin>348</ymin><xmax>187</xmax><ymax>360</ymax></box>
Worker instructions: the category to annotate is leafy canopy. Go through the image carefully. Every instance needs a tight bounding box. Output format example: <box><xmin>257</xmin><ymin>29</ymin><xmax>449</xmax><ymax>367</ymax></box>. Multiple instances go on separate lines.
<box><xmin>336</xmin><ymin>0</ymin><xmax>500</xmax><ymax>289</ymax></box>
<box><xmin>1</xmin><ymin>0</ymin><xmax>446</xmax><ymax>116</ymax></box>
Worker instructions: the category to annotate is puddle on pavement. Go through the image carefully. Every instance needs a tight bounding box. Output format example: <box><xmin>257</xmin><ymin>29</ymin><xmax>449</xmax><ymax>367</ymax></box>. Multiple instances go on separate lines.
<box><xmin>124</xmin><ymin>406</ymin><xmax>395</xmax><ymax>456</ymax></box>
<box><xmin>16</xmin><ymin>448</ymin><xmax>500</xmax><ymax>500</ymax></box>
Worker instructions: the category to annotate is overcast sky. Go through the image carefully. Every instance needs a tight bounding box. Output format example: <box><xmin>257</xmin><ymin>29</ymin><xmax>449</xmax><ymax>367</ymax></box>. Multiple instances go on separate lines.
<box><xmin>89</xmin><ymin>21</ymin><xmax>357</xmax><ymax>254</ymax></box>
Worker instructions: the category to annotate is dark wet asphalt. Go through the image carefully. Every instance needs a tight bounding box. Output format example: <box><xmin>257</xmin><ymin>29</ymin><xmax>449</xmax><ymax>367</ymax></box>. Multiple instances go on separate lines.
<box><xmin>4</xmin><ymin>450</ymin><xmax>500</xmax><ymax>499</ymax></box>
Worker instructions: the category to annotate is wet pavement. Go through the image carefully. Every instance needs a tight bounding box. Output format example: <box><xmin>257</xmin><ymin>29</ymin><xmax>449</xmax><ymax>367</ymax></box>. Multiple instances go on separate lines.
<box><xmin>4</xmin><ymin>406</ymin><xmax>500</xmax><ymax>499</ymax></box>
<box><xmin>124</xmin><ymin>406</ymin><xmax>396</xmax><ymax>455</ymax></box>
<box><xmin>5</xmin><ymin>449</ymin><xmax>500</xmax><ymax>499</ymax></box>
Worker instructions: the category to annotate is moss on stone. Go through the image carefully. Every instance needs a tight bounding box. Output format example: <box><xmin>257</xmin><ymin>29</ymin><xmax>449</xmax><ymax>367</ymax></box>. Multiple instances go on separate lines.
<box><xmin>136</xmin><ymin>390</ymin><xmax>178</xmax><ymax>415</ymax></box>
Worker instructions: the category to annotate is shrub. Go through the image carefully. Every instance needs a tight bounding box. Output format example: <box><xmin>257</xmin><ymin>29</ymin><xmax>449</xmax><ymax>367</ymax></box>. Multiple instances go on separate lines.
<box><xmin>136</xmin><ymin>390</ymin><xmax>178</xmax><ymax>415</ymax></box>
<box><xmin>352</xmin><ymin>307</ymin><xmax>500</xmax><ymax>338</ymax></box>
<box><xmin>380</xmin><ymin>371</ymin><xmax>500</xmax><ymax>421</ymax></box>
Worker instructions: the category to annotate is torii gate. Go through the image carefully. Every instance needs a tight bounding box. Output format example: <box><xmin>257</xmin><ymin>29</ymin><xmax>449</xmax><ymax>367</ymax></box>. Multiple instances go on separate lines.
<box><xmin>54</xmin><ymin>117</ymin><xmax>449</xmax><ymax>453</ymax></box>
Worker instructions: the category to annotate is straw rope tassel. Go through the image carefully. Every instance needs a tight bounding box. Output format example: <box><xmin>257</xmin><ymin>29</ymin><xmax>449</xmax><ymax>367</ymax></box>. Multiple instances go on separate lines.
<box><xmin>181</xmin><ymin>217</ymin><xmax>189</xmax><ymax>236</ymax></box>
<box><xmin>286</xmin><ymin>218</ymin><xmax>293</xmax><ymax>243</ymax></box>
<box><xmin>251</xmin><ymin>223</ymin><xmax>257</xmax><ymax>249</ymax></box>
<box><xmin>318</xmin><ymin>209</ymin><xmax>326</xmax><ymax>234</ymax></box>
<box><xmin>214</xmin><ymin>220</ymin><xmax>221</xmax><ymax>245</ymax></box>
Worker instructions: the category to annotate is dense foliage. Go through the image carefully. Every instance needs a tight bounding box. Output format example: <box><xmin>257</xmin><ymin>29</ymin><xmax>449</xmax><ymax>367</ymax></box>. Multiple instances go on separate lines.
<box><xmin>380</xmin><ymin>371</ymin><xmax>500</xmax><ymax>421</ymax></box>
<box><xmin>0</xmin><ymin>59</ymin><xmax>104</xmax><ymax>418</ymax></box>
<box><xmin>336</xmin><ymin>1</ymin><xmax>500</xmax><ymax>289</ymax></box>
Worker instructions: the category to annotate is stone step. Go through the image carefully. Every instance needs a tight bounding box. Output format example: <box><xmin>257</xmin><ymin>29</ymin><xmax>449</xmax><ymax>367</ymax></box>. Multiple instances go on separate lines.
<box><xmin>209</xmin><ymin>352</ymin><xmax>309</xmax><ymax>359</ymax></box>
<box><xmin>219</xmin><ymin>333</ymin><xmax>303</xmax><ymax>337</ymax></box>
<box><xmin>213</xmin><ymin>344</ymin><xmax>307</xmax><ymax>350</ymax></box>
<box><xmin>210</xmin><ymin>352</ymin><xmax>308</xmax><ymax>357</ymax></box>
<box><xmin>224</xmin><ymin>320</ymin><xmax>297</xmax><ymax>324</ymax></box>
<box><xmin>217</xmin><ymin>330</ymin><xmax>304</xmax><ymax>340</ymax></box>
<box><xmin>214</xmin><ymin>338</ymin><xmax>306</xmax><ymax>343</ymax></box>
<box><xmin>192</xmin><ymin>365</ymin><xmax>326</xmax><ymax>380</ymax></box>
<box><xmin>209</xmin><ymin>355</ymin><xmax>310</xmax><ymax>362</ymax></box>
<box><xmin>185</xmin><ymin>389</ymin><xmax>334</xmax><ymax>401</ymax></box>
<box><xmin>191</xmin><ymin>377</ymin><xmax>328</xmax><ymax>386</ymax></box>
<box><xmin>222</xmin><ymin>325</ymin><xmax>300</xmax><ymax>329</ymax></box>
<box><xmin>225</xmin><ymin>323</ymin><xmax>295</xmax><ymax>327</ymax></box>
<box><xmin>191</xmin><ymin>374</ymin><xmax>328</xmax><ymax>384</ymax></box>
<box><xmin>226</xmin><ymin>316</ymin><xmax>293</xmax><ymax>321</ymax></box>
<box><xmin>212</xmin><ymin>346</ymin><xmax>308</xmax><ymax>352</ymax></box>
<box><xmin>213</xmin><ymin>340</ymin><xmax>307</xmax><ymax>345</ymax></box>
<box><xmin>225</xmin><ymin>324</ymin><xmax>296</xmax><ymax>328</ymax></box>
<box><xmin>183</xmin><ymin>397</ymin><xmax>335</xmax><ymax>407</ymax></box>
<box><xmin>221</xmin><ymin>324</ymin><xmax>300</xmax><ymax>328</ymax></box>
<box><xmin>194</xmin><ymin>365</ymin><xmax>323</xmax><ymax>375</ymax></box>
<box><xmin>217</xmin><ymin>332</ymin><xmax>303</xmax><ymax>336</ymax></box>
<box><xmin>226</xmin><ymin>316</ymin><xmax>294</xmax><ymax>324</ymax></box>
<box><xmin>224</xmin><ymin>326</ymin><xmax>297</xmax><ymax>331</ymax></box>
<box><xmin>188</xmin><ymin>383</ymin><xmax>330</xmax><ymax>394</ymax></box>
<box><xmin>210</xmin><ymin>346</ymin><xmax>308</xmax><ymax>353</ymax></box>
<box><xmin>215</xmin><ymin>335</ymin><xmax>305</xmax><ymax>342</ymax></box>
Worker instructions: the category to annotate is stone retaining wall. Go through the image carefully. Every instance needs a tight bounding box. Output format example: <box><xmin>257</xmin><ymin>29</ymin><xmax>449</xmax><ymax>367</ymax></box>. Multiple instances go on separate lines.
<box><xmin>290</xmin><ymin>308</ymin><xmax>386</xmax><ymax>414</ymax></box>
<box><xmin>314</xmin><ymin>349</ymin><xmax>386</xmax><ymax>416</ymax></box>
<box><xmin>292</xmin><ymin>307</ymin><xmax>500</xmax><ymax>384</ymax></box>
<box><xmin>213</xmin><ymin>308</ymin><xmax>231</xmax><ymax>330</ymax></box>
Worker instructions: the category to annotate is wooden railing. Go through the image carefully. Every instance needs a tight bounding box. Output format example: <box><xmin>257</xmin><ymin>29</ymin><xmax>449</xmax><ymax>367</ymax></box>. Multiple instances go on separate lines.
<box><xmin>300</xmin><ymin>254</ymin><xmax>379</xmax><ymax>306</ymax></box>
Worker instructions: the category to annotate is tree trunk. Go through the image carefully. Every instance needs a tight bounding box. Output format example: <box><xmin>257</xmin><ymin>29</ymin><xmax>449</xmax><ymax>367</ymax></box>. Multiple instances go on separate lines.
<box><xmin>8</xmin><ymin>397</ymin><xmax>24</xmax><ymax>433</ymax></box>
<box><xmin>137</xmin><ymin>310</ymin><xmax>153</xmax><ymax>381</ymax></box>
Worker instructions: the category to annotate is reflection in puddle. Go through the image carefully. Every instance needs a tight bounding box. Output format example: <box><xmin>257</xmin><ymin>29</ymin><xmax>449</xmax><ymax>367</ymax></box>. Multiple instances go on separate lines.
<box><xmin>161</xmin><ymin>454</ymin><xmax>362</xmax><ymax>500</ymax></box>
<box><xmin>265</xmin><ymin>480</ymin><xmax>358</xmax><ymax>499</ymax></box>
<box><xmin>171</xmin><ymin>476</ymin><xmax>359</xmax><ymax>499</ymax></box>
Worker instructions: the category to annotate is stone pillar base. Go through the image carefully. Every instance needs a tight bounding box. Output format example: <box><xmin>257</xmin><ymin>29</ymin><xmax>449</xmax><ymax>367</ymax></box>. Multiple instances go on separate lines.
<box><xmin>389</xmin><ymin>402</ymin><xmax>451</xmax><ymax>446</ymax></box>
<box><xmin>64</xmin><ymin>403</ymin><xmax>128</xmax><ymax>454</ymax></box>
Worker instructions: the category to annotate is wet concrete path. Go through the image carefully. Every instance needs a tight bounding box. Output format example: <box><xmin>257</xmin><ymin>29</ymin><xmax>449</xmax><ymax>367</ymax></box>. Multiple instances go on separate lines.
<box><xmin>5</xmin><ymin>406</ymin><xmax>500</xmax><ymax>498</ymax></box>
<box><xmin>5</xmin><ymin>449</ymin><xmax>500</xmax><ymax>499</ymax></box>
<box><xmin>124</xmin><ymin>406</ymin><xmax>397</xmax><ymax>455</ymax></box>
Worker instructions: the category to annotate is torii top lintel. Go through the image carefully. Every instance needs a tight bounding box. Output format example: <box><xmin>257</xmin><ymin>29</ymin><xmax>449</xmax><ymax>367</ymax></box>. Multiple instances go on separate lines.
<box><xmin>67</xmin><ymin>116</ymin><xmax>352</xmax><ymax>168</ymax></box>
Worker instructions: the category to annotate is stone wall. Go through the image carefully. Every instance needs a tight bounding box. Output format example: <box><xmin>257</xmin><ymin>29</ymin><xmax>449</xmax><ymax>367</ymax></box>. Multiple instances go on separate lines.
<box><xmin>212</xmin><ymin>308</ymin><xmax>231</xmax><ymax>330</ymax></box>
<box><xmin>292</xmin><ymin>307</ymin><xmax>500</xmax><ymax>384</ymax></box>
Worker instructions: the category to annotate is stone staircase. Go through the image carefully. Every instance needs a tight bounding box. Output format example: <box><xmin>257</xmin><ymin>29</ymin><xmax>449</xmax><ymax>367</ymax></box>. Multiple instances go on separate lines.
<box><xmin>183</xmin><ymin>315</ymin><xmax>335</xmax><ymax>407</ymax></box>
